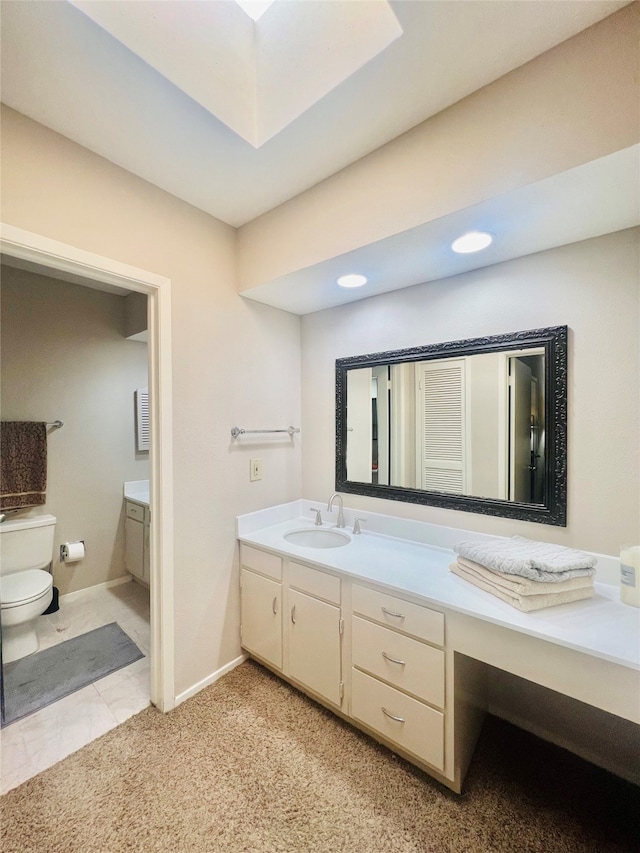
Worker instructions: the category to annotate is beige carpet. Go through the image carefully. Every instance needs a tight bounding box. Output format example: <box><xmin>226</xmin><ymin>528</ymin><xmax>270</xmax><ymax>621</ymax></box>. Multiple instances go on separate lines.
<box><xmin>2</xmin><ymin>661</ymin><xmax>638</xmax><ymax>853</ymax></box>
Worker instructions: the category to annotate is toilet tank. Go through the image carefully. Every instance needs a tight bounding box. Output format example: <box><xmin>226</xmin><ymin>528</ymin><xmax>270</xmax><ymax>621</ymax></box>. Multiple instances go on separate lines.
<box><xmin>0</xmin><ymin>515</ymin><xmax>56</xmax><ymax>575</ymax></box>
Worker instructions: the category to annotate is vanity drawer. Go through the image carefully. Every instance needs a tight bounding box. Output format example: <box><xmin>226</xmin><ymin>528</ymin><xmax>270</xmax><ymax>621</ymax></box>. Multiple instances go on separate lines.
<box><xmin>125</xmin><ymin>501</ymin><xmax>145</xmax><ymax>522</ymax></box>
<box><xmin>352</xmin><ymin>585</ymin><xmax>444</xmax><ymax>647</ymax></box>
<box><xmin>351</xmin><ymin>668</ymin><xmax>444</xmax><ymax>771</ymax></box>
<box><xmin>289</xmin><ymin>561</ymin><xmax>340</xmax><ymax>604</ymax></box>
<box><xmin>352</xmin><ymin>616</ymin><xmax>444</xmax><ymax>708</ymax></box>
<box><xmin>240</xmin><ymin>544</ymin><xmax>282</xmax><ymax>581</ymax></box>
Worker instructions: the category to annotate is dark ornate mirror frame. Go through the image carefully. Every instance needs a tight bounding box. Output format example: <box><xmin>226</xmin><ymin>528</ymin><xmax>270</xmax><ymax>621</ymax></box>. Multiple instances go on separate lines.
<box><xmin>336</xmin><ymin>325</ymin><xmax>568</xmax><ymax>526</ymax></box>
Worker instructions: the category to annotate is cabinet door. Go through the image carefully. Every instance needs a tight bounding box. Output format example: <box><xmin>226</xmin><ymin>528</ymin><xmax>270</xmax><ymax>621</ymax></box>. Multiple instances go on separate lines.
<box><xmin>241</xmin><ymin>568</ymin><xmax>282</xmax><ymax>669</ymax></box>
<box><xmin>143</xmin><ymin>522</ymin><xmax>151</xmax><ymax>584</ymax></box>
<box><xmin>289</xmin><ymin>589</ymin><xmax>342</xmax><ymax>707</ymax></box>
<box><xmin>125</xmin><ymin>517</ymin><xmax>144</xmax><ymax>580</ymax></box>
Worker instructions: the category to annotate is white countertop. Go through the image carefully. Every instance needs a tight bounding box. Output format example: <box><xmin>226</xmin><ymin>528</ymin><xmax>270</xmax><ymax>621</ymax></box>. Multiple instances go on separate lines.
<box><xmin>124</xmin><ymin>480</ymin><xmax>150</xmax><ymax>507</ymax></box>
<box><xmin>238</xmin><ymin>515</ymin><xmax>640</xmax><ymax>672</ymax></box>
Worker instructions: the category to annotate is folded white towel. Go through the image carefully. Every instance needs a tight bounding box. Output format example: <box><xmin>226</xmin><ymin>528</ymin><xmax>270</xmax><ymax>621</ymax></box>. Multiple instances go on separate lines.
<box><xmin>453</xmin><ymin>535</ymin><xmax>597</xmax><ymax>582</ymax></box>
<box><xmin>449</xmin><ymin>562</ymin><xmax>595</xmax><ymax>612</ymax></box>
<box><xmin>456</xmin><ymin>557</ymin><xmax>594</xmax><ymax>596</ymax></box>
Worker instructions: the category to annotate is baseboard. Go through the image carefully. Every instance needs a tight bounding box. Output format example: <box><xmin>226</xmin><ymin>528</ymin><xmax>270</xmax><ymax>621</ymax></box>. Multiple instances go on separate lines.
<box><xmin>174</xmin><ymin>654</ymin><xmax>247</xmax><ymax>708</ymax></box>
<box><xmin>59</xmin><ymin>575</ymin><xmax>132</xmax><ymax>604</ymax></box>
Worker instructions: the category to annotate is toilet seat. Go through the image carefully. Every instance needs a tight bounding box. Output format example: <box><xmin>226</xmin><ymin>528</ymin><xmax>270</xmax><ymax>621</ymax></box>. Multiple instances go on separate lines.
<box><xmin>0</xmin><ymin>569</ymin><xmax>53</xmax><ymax>609</ymax></box>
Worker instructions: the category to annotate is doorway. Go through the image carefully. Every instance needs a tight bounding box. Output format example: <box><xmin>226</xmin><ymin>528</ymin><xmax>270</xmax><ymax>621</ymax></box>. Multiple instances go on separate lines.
<box><xmin>0</xmin><ymin>223</ymin><xmax>174</xmax><ymax>717</ymax></box>
<box><xmin>507</xmin><ymin>352</ymin><xmax>546</xmax><ymax>504</ymax></box>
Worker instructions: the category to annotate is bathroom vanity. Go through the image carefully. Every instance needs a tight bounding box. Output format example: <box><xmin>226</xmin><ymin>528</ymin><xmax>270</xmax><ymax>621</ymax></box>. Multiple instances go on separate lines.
<box><xmin>237</xmin><ymin>502</ymin><xmax>640</xmax><ymax>793</ymax></box>
<box><xmin>124</xmin><ymin>481</ymin><xmax>150</xmax><ymax>585</ymax></box>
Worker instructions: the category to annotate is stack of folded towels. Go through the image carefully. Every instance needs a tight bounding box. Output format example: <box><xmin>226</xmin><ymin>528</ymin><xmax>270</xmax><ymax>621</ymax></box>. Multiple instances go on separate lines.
<box><xmin>450</xmin><ymin>535</ymin><xmax>596</xmax><ymax>612</ymax></box>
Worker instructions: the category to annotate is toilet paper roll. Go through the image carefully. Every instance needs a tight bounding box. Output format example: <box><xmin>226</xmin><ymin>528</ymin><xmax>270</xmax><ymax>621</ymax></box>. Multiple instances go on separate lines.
<box><xmin>63</xmin><ymin>541</ymin><xmax>85</xmax><ymax>562</ymax></box>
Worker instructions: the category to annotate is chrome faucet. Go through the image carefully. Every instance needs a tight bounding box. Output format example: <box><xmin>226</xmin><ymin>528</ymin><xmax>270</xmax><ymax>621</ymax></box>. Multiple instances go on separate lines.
<box><xmin>327</xmin><ymin>492</ymin><xmax>345</xmax><ymax>528</ymax></box>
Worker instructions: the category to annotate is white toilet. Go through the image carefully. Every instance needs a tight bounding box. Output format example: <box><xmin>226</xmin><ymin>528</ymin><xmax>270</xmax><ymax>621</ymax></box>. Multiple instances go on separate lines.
<box><xmin>0</xmin><ymin>514</ymin><xmax>56</xmax><ymax>664</ymax></box>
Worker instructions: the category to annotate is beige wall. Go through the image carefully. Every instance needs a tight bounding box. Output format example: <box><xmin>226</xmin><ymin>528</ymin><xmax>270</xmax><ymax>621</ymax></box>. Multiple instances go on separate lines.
<box><xmin>301</xmin><ymin>228</ymin><xmax>640</xmax><ymax>556</ymax></box>
<box><xmin>238</xmin><ymin>4</ymin><xmax>639</xmax><ymax>290</ymax></box>
<box><xmin>1</xmin><ymin>266</ymin><xmax>150</xmax><ymax>594</ymax></box>
<box><xmin>0</xmin><ymin>105</ymin><xmax>302</xmax><ymax>696</ymax></box>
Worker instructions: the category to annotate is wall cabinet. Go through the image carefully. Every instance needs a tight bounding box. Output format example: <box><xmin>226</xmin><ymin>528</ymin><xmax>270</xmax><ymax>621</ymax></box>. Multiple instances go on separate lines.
<box><xmin>124</xmin><ymin>500</ymin><xmax>150</xmax><ymax>584</ymax></box>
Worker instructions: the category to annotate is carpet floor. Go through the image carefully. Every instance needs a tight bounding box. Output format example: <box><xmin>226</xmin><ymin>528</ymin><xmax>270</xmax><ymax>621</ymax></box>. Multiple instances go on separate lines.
<box><xmin>1</xmin><ymin>660</ymin><xmax>638</xmax><ymax>853</ymax></box>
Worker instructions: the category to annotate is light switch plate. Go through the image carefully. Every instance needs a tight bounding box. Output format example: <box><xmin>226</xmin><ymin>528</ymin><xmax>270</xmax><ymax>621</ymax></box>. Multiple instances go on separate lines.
<box><xmin>250</xmin><ymin>458</ymin><xmax>262</xmax><ymax>481</ymax></box>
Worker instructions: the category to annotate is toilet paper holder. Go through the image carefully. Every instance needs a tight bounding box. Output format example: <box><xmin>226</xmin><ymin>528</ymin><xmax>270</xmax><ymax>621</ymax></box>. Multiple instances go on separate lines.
<box><xmin>60</xmin><ymin>541</ymin><xmax>85</xmax><ymax>562</ymax></box>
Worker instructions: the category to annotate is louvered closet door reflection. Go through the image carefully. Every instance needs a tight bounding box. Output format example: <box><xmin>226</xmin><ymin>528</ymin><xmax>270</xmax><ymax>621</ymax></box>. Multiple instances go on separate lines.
<box><xmin>416</xmin><ymin>359</ymin><xmax>467</xmax><ymax>494</ymax></box>
<box><xmin>136</xmin><ymin>388</ymin><xmax>150</xmax><ymax>451</ymax></box>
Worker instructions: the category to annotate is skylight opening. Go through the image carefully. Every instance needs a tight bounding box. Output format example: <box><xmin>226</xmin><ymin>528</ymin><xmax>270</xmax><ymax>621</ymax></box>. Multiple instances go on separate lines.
<box><xmin>234</xmin><ymin>0</ymin><xmax>276</xmax><ymax>22</ymax></box>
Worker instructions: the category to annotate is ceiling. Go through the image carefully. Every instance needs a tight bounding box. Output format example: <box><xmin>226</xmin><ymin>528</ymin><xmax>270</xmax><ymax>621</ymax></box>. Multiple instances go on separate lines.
<box><xmin>245</xmin><ymin>146</ymin><xmax>639</xmax><ymax>314</ymax></box>
<box><xmin>1</xmin><ymin>0</ymin><xmax>626</xmax><ymax>226</ymax></box>
<box><xmin>0</xmin><ymin>0</ymin><xmax>636</xmax><ymax>315</ymax></box>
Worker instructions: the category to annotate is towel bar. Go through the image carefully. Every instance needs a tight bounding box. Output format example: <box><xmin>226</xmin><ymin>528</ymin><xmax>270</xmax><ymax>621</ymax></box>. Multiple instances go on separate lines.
<box><xmin>231</xmin><ymin>426</ymin><xmax>299</xmax><ymax>439</ymax></box>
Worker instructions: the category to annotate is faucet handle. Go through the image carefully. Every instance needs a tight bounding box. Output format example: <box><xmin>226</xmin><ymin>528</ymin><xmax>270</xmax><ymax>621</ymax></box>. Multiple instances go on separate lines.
<box><xmin>353</xmin><ymin>517</ymin><xmax>367</xmax><ymax>534</ymax></box>
<box><xmin>309</xmin><ymin>507</ymin><xmax>323</xmax><ymax>526</ymax></box>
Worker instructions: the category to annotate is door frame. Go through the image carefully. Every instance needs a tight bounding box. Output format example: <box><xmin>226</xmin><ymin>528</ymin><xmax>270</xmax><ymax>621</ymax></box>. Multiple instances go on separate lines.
<box><xmin>0</xmin><ymin>223</ymin><xmax>175</xmax><ymax>712</ymax></box>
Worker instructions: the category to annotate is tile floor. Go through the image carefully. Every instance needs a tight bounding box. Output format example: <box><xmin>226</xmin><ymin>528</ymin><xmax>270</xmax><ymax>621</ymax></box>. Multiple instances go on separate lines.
<box><xmin>1</xmin><ymin>579</ymin><xmax>150</xmax><ymax>794</ymax></box>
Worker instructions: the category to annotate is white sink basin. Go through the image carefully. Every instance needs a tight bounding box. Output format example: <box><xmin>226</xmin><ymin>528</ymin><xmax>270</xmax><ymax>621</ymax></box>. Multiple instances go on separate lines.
<box><xmin>283</xmin><ymin>528</ymin><xmax>350</xmax><ymax>549</ymax></box>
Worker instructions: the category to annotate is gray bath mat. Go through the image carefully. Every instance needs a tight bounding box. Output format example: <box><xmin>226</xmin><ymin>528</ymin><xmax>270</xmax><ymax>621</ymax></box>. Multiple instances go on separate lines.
<box><xmin>2</xmin><ymin>622</ymin><xmax>144</xmax><ymax>726</ymax></box>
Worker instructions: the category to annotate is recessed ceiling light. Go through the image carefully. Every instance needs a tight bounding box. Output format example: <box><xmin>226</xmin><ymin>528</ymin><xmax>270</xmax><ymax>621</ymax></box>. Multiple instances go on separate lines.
<box><xmin>337</xmin><ymin>273</ymin><xmax>368</xmax><ymax>288</ymax></box>
<box><xmin>451</xmin><ymin>231</ymin><xmax>493</xmax><ymax>254</ymax></box>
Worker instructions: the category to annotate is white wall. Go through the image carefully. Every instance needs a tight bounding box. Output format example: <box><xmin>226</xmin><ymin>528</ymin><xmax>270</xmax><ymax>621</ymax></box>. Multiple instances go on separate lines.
<box><xmin>0</xmin><ymin>105</ymin><xmax>302</xmax><ymax>697</ymax></box>
<box><xmin>301</xmin><ymin>228</ymin><xmax>640</xmax><ymax>557</ymax></box>
<box><xmin>1</xmin><ymin>266</ymin><xmax>150</xmax><ymax>595</ymax></box>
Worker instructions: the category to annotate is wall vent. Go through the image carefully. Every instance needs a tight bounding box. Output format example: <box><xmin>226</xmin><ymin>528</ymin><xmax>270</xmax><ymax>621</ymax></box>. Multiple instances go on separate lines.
<box><xmin>136</xmin><ymin>388</ymin><xmax>150</xmax><ymax>452</ymax></box>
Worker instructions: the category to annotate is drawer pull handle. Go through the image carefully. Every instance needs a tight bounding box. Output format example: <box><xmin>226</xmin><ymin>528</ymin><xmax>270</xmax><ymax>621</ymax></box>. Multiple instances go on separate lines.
<box><xmin>381</xmin><ymin>707</ymin><xmax>405</xmax><ymax>724</ymax></box>
<box><xmin>291</xmin><ymin>605</ymin><xmax>296</xmax><ymax>624</ymax></box>
<box><xmin>272</xmin><ymin>597</ymin><xmax>278</xmax><ymax>615</ymax></box>
<box><xmin>381</xmin><ymin>607</ymin><xmax>405</xmax><ymax>620</ymax></box>
<box><xmin>382</xmin><ymin>652</ymin><xmax>406</xmax><ymax>666</ymax></box>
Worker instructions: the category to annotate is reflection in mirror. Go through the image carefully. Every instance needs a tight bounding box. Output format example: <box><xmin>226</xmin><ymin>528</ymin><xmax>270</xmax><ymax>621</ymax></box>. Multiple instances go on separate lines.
<box><xmin>336</xmin><ymin>327</ymin><xmax>567</xmax><ymax>526</ymax></box>
<box><xmin>346</xmin><ymin>349</ymin><xmax>545</xmax><ymax>503</ymax></box>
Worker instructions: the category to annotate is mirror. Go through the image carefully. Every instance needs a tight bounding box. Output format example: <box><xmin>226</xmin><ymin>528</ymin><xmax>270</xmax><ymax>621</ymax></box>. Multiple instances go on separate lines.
<box><xmin>336</xmin><ymin>326</ymin><xmax>567</xmax><ymax>526</ymax></box>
